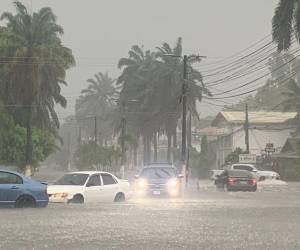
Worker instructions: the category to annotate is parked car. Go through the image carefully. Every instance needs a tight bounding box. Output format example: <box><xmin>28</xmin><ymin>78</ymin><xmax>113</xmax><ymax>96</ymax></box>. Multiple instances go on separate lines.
<box><xmin>227</xmin><ymin>163</ymin><xmax>258</xmax><ymax>173</ymax></box>
<box><xmin>209</xmin><ymin>170</ymin><xmax>224</xmax><ymax>180</ymax></box>
<box><xmin>214</xmin><ymin>169</ymin><xmax>257</xmax><ymax>192</ymax></box>
<box><xmin>227</xmin><ymin>164</ymin><xmax>280</xmax><ymax>181</ymax></box>
<box><xmin>134</xmin><ymin>163</ymin><xmax>183</xmax><ymax>197</ymax></box>
<box><xmin>47</xmin><ymin>171</ymin><xmax>131</xmax><ymax>203</ymax></box>
<box><xmin>0</xmin><ymin>169</ymin><xmax>48</xmax><ymax>208</ymax></box>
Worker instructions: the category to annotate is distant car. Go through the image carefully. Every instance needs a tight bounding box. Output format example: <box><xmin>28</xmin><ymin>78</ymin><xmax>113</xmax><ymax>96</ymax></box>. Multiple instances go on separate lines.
<box><xmin>258</xmin><ymin>171</ymin><xmax>280</xmax><ymax>181</ymax></box>
<box><xmin>227</xmin><ymin>164</ymin><xmax>280</xmax><ymax>181</ymax></box>
<box><xmin>209</xmin><ymin>170</ymin><xmax>224</xmax><ymax>180</ymax></box>
<box><xmin>215</xmin><ymin>169</ymin><xmax>257</xmax><ymax>192</ymax></box>
<box><xmin>134</xmin><ymin>163</ymin><xmax>183</xmax><ymax>197</ymax></box>
<box><xmin>0</xmin><ymin>169</ymin><xmax>48</xmax><ymax>208</ymax></box>
<box><xmin>228</xmin><ymin>164</ymin><xmax>258</xmax><ymax>173</ymax></box>
<box><xmin>47</xmin><ymin>171</ymin><xmax>131</xmax><ymax>203</ymax></box>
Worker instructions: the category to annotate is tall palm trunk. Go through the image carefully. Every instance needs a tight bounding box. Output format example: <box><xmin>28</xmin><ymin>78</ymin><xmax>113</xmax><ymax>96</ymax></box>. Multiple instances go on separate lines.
<box><xmin>25</xmin><ymin>106</ymin><xmax>33</xmax><ymax>176</ymax></box>
<box><xmin>133</xmin><ymin>145</ymin><xmax>138</xmax><ymax>167</ymax></box>
<box><xmin>173</xmin><ymin>128</ymin><xmax>177</xmax><ymax>148</ymax></box>
<box><xmin>167</xmin><ymin>132</ymin><xmax>172</xmax><ymax>162</ymax></box>
<box><xmin>153</xmin><ymin>132</ymin><xmax>158</xmax><ymax>162</ymax></box>
<box><xmin>147</xmin><ymin>135</ymin><xmax>151</xmax><ymax>164</ymax></box>
<box><xmin>143</xmin><ymin>136</ymin><xmax>147</xmax><ymax>165</ymax></box>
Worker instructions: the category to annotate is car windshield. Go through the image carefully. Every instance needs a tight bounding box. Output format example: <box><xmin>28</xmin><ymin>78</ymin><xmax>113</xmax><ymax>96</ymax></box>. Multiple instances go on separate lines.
<box><xmin>54</xmin><ymin>174</ymin><xmax>89</xmax><ymax>186</ymax></box>
<box><xmin>140</xmin><ymin>167</ymin><xmax>176</xmax><ymax>179</ymax></box>
<box><xmin>227</xmin><ymin>170</ymin><xmax>253</xmax><ymax>178</ymax></box>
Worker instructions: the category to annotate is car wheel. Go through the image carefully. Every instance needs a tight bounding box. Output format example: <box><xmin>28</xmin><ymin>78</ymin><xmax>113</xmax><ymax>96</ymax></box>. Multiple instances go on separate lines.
<box><xmin>114</xmin><ymin>192</ymin><xmax>125</xmax><ymax>202</ymax></box>
<box><xmin>15</xmin><ymin>195</ymin><xmax>36</xmax><ymax>208</ymax></box>
<box><xmin>70</xmin><ymin>194</ymin><xmax>84</xmax><ymax>204</ymax></box>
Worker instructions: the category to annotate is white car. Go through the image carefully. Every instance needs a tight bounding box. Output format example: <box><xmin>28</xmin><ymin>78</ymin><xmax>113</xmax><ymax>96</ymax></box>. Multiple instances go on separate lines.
<box><xmin>228</xmin><ymin>164</ymin><xmax>280</xmax><ymax>181</ymax></box>
<box><xmin>47</xmin><ymin>171</ymin><xmax>131</xmax><ymax>203</ymax></box>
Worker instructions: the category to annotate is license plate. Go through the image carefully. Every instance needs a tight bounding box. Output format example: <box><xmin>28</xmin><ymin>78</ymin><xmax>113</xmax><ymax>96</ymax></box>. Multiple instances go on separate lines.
<box><xmin>240</xmin><ymin>181</ymin><xmax>248</xmax><ymax>184</ymax></box>
<box><xmin>153</xmin><ymin>190</ymin><xmax>161</xmax><ymax>195</ymax></box>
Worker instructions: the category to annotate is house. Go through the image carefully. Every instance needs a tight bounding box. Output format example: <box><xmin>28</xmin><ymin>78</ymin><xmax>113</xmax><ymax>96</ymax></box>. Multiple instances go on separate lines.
<box><xmin>210</xmin><ymin>111</ymin><xmax>297</xmax><ymax>167</ymax></box>
<box><xmin>271</xmin><ymin>138</ymin><xmax>300</xmax><ymax>180</ymax></box>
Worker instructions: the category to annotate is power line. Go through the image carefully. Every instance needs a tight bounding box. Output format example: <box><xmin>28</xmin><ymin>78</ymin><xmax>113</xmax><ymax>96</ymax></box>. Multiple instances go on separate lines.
<box><xmin>210</xmin><ymin>50</ymin><xmax>300</xmax><ymax>95</ymax></box>
<box><xmin>205</xmin><ymin>70</ymin><xmax>298</xmax><ymax>100</ymax></box>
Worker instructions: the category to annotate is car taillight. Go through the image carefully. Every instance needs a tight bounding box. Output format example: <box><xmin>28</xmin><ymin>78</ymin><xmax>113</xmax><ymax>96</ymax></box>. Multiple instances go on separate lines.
<box><xmin>248</xmin><ymin>178</ymin><xmax>257</xmax><ymax>185</ymax></box>
<box><xmin>228</xmin><ymin>177</ymin><xmax>236</xmax><ymax>183</ymax></box>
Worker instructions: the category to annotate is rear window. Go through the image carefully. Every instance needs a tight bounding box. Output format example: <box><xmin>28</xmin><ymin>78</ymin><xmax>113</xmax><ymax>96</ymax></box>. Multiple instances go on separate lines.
<box><xmin>227</xmin><ymin>170</ymin><xmax>253</xmax><ymax>177</ymax></box>
<box><xmin>140</xmin><ymin>167</ymin><xmax>177</xmax><ymax>179</ymax></box>
<box><xmin>55</xmin><ymin>174</ymin><xmax>89</xmax><ymax>186</ymax></box>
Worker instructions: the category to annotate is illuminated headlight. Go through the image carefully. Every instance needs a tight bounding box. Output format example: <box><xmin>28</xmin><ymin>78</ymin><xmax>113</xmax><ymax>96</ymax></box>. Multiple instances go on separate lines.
<box><xmin>53</xmin><ymin>192</ymin><xmax>69</xmax><ymax>198</ymax></box>
<box><xmin>167</xmin><ymin>178</ymin><xmax>178</xmax><ymax>188</ymax></box>
<box><xmin>136</xmin><ymin>179</ymin><xmax>148</xmax><ymax>189</ymax></box>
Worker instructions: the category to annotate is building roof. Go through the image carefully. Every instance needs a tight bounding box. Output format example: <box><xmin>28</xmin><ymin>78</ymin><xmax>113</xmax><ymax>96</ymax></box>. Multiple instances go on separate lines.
<box><xmin>211</xmin><ymin>111</ymin><xmax>297</xmax><ymax>126</ymax></box>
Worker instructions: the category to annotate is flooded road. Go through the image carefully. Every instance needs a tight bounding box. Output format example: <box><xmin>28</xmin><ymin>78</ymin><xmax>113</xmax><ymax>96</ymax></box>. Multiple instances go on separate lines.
<box><xmin>1</xmin><ymin>185</ymin><xmax>300</xmax><ymax>250</ymax></box>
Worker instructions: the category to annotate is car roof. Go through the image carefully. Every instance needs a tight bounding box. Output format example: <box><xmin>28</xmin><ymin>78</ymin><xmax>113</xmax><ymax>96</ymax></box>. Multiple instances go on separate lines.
<box><xmin>232</xmin><ymin>164</ymin><xmax>256</xmax><ymax>167</ymax></box>
<box><xmin>0</xmin><ymin>169</ymin><xmax>22</xmax><ymax>176</ymax></box>
<box><xmin>142</xmin><ymin>165</ymin><xmax>176</xmax><ymax>169</ymax></box>
<box><xmin>66</xmin><ymin>171</ymin><xmax>114</xmax><ymax>175</ymax></box>
<box><xmin>226</xmin><ymin>169</ymin><xmax>254</xmax><ymax>175</ymax></box>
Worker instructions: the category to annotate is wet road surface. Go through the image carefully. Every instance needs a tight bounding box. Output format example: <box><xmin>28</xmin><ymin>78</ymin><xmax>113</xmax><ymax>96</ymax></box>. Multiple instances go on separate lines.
<box><xmin>1</xmin><ymin>185</ymin><xmax>300</xmax><ymax>250</ymax></box>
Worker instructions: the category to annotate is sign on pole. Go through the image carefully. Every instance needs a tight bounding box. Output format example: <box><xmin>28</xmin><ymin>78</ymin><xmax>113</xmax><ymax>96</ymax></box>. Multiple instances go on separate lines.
<box><xmin>265</xmin><ymin>143</ymin><xmax>275</xmax><ymax>153</ymax></box>
<box><xmin>239</xmin><ymin>154</ymin><xmax>256</xmax><ymax>163</ymax></box>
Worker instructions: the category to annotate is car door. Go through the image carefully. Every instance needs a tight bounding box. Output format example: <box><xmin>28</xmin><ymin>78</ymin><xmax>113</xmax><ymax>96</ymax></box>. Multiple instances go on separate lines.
<box><xmin>100</xmin><ymin>174</ymin><xmax>119</xmax><ymax>202</ymax></box>
<box><xmin>85</xmin><ymin>174</ymin><xmax>103</xmax><ymax>202</ymax></box>
<box><xmin>0</xmin><ymin>171</ymin><xmax>23</xmax><ymax>206</ymax></box>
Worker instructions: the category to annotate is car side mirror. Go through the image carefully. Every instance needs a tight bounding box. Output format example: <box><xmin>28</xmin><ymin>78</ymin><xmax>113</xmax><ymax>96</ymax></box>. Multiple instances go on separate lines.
<box><xmin>216</xmin><ymin>175</ymin><xmax>220</xmax><ymax>178</ymax></box>
<box><xmin>178</xmin><ymin>174</ymin><xmax>184</xmax><ymax>179</ymax></box>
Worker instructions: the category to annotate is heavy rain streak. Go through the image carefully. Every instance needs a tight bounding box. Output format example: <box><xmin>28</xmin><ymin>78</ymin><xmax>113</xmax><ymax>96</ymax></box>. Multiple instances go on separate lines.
<box><xmin>1</xmin><ymin>0</ymin><xmax>300</xmax><ymax>249</ymax></box>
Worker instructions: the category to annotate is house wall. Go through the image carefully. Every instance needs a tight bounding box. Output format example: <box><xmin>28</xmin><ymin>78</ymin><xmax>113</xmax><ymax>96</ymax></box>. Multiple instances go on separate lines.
<box><xmin>215</xmin><ymin>126</ymin><xmax>294</xmax><ymax>167</ymax></box>
<box><xmin>233</xmin><ymin>127</ymin><xmax>294</xmax><ymax>155</ymax></box>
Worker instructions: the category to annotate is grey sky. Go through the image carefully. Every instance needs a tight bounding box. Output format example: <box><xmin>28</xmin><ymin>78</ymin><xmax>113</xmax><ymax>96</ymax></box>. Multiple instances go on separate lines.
<box><xmin>0</xmin><ymin>0</ymin><xmax>278</xmax><ymax>119</ymax></box>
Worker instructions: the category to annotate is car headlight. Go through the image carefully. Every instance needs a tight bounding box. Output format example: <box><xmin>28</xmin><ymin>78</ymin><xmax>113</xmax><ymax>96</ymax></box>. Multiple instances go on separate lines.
<box><xmin>136</xmin><ymin>179</ymin><xmax>148</xmax><ymax>189</ymax></box>
<box><xmin>167</xmin><ymin>178</ymin><xmax>178</xmax><ymax>188</ymax></box>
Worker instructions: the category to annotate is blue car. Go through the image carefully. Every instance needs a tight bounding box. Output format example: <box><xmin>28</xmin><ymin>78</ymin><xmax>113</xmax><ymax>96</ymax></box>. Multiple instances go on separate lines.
<box><xmin>0</xmin><ymin>169</ymin><xmax>49</xmax><ymax>208</ymax></box>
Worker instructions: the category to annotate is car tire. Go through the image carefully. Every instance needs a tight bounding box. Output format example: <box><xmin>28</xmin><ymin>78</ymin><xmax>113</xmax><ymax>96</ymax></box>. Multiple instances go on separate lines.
<box><xmin>223</xmin><ymin>184</ymin><xmax>229</xmax><ymax>192</ymax></box>
<box><xmin>15</xmin><ymin>195</ymin><xmax>36</xmax><ymax>208</ymax></box>
<box><xmin>69</xmin><ymin>194</ymin><xmax>84</xmax><ymax>204</ymax></box>
<box><xmin>114</xmin><ymin>192</ymin><xmax>125</xmax><ymax>202</ymax></box>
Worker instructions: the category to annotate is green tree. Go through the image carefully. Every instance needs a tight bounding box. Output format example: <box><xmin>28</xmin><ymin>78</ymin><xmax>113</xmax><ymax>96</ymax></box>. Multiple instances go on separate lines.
<box><xmin>0</xmin><ymin>109</ymin><xmax>56</xmax><ymax>169</ymax></box>
<box><xmin>0</xmin><ymin>1</ymin><xmax>75</xmax><ymax>173</ymax></box>
<box><xmin>272</xmin><ymin>0</ymin><xmax>300</xmax><ymax>51</ymax></box>
<box><xmin>76</xmin><ymin>72</ymin><xmax>118</xmax><ymax>144</ymax></box>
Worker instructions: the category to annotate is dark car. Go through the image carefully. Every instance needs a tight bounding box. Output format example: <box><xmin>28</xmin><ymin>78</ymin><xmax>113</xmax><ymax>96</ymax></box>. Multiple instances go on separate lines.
<box><xmin>134</xmin><ymin>164</ymin><xmax>183</xmax><ymax>197</ymax></box>
<box><xmin>0</xmin><ymin>169</ymin><xmax>49</xmax><ymax>208</ymax></box>
<box><xmin>215</xmin><ymin>169</ymin><xmax>257</xmax><ymax>192</ymax></box>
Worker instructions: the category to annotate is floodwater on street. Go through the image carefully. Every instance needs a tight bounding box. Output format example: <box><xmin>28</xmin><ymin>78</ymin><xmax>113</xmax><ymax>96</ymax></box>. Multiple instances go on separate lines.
<box><xmin>1</xmin><ymin>184</ymin><xmax>300</xmax><ymax>250</ymax></box>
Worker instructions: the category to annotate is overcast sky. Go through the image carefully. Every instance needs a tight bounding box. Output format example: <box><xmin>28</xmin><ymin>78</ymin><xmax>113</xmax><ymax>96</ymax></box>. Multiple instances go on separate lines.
<box><xmin>0</xmin><ymin>0</ymin><xmax>279</xmax><ymax>119</ymax></box>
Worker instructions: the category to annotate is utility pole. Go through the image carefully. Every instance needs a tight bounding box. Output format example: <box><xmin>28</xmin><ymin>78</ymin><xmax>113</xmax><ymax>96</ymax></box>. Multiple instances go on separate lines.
<box><xmin>182</xmin><ymin>55</ymin><xmax>188</xmax><ymax>163</ymax></box>
<box><xmin>78</xmin><ymin>127</ymin><xmax>82</xmax><ymax>146</ymax></box>
<box><xmin>181</xmin><ymin>55</ymin><xmax>188</xmax><ymax>188</ymax></box>
<box><xmin>186</xmin><ymin>111</ymin><xmax>192</xmax><ymax>186</ymax></box>
<box><xmin>67</xmin><ymin>131</ymin><xmax>71</xmax><ymax>171</ymax></box>
<box><xmin>121</xmin><ymin>102</ymin><xmax>126</xmax><ymax>178</ymax></box>
<box><xmin>94</xmin><ymin>116</ymin><xmax>97</xmax><ymax>145</ymax></box>
<box><xmin>245</xmin><ymin>104</ymin><xmax>250</xmax><ymax>154</ymax></box>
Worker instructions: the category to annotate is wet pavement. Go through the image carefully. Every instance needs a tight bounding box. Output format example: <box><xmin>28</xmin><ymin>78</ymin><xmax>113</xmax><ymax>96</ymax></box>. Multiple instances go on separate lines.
<box><xmin>1</xmin><ymin>184</ymin><xmax>300</xmax><ymax>250</ymax></box>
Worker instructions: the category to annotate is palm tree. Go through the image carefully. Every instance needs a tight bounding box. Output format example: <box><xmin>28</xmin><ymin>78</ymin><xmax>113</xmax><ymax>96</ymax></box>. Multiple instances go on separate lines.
<box><xmin>272</xmin><ymin>0</ymin><xmax>300</xmax><ymax>51</ymax></box>
<box><xmin>156</xmin><ymin>38</ymin><xmax>207</xmax><ymax>161</ymax></box>
<box><xmin>117</xmin><ymin>45</ymin><xmax>158</xmax><ymax>164</ymax></box>
<box><xmin>75</xmin><ymin>72</ymin><xmax>118</xmax><ymax>144</ymax></box>
<box><xmin>0</xmin><ymin>1</ymin><xmax>75</xmax><ymax>174</ymax></box>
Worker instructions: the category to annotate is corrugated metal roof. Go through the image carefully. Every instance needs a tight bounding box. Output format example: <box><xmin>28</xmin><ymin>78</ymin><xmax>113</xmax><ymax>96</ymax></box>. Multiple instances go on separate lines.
<box><xmin>219</xmin><ymin>111</ymin><xmax>297</xmax><ymax>124</ymax></box>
